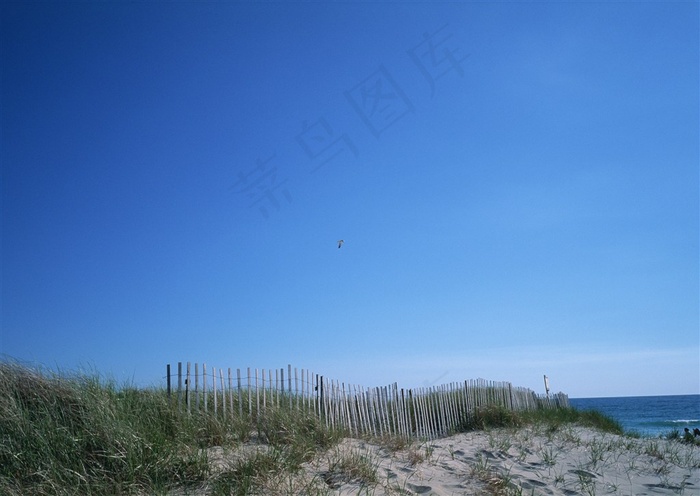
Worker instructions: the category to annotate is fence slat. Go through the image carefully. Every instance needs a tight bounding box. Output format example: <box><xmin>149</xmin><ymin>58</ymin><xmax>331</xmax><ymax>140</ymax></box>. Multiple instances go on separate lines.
<box><xmin>220</xmin><ymin>368</ymin><xmax>225</xmax><ymax>418</ymax></box>
<box><xmin>177</xmin><ymin>362</ymin><xmax>183</xmax><ymax>412</ymax></box>
<box><xmin>213</xmin><ymin>367</ymin><xmax>217</xmax><ymax>415</ymax></box>
<box><xmin>186</xmin><ymin>362</ymin><xmax>191</xmax><ymax>413</ymax></box>
<box><xmin>195</xmin><ymin>363</ymin><xmax>200</xmax><ymax>411</ymax></box>
<box><xmin>237</xmin><ymin>368</ymin><xmax>242</xmax><ymax>417</ymax></box>
<box><xmin>228</xmin><ymin>368</ymin><xmax>233</xmax><ymax>418</ymax></box>
<box><xmin>203</xmin><ymin>363</ymin><xmax>207</xmax><ymax>413</ymax></box>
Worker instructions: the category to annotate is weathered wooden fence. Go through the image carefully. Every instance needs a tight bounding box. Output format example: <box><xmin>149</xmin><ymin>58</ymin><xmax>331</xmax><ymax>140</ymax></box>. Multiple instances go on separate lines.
<box><xmin>165</xmin><ymin>362</ymin><xmax>569</xmax><ymax>440</ymax></box>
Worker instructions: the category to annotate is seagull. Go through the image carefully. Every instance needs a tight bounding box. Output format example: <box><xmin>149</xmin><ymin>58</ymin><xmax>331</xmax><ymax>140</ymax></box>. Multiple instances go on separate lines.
<box><xmin>337</xmin><ymin>240</ymin><xmax>344</xmax><ymax>249</ymax></box>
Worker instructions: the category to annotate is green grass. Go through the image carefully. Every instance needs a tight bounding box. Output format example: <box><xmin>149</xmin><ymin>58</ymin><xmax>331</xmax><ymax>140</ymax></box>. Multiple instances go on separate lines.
<box><xmin>457</xmin><ymin>404</ymin><xmax>624</xmax><ymax>436</ymax></box>
<box><xmin>519</xmin><ymin>405</ymin><xmax>625</xmax><ymax>435</ymax></box>
<box><xmin>0</xmin><ymin>361</ymin><xmax>342</xmax><ymax>495</ymax></box>
<box><xmin>1</xmin><ymin>360</ymin><xmax>639</xmax><ymax>495</ymax></box>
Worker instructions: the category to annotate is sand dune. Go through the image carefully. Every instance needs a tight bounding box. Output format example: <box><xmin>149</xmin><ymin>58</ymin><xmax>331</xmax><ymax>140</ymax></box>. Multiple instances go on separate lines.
<box><xmin>184</xmin><ymin>425</ymin><xmax>699</xmax><ymax>495</ymax></box>
<box><xmin>300</xmin><ymin>426</ymin><xmax>700</xmax><ymax>495</ymax></box>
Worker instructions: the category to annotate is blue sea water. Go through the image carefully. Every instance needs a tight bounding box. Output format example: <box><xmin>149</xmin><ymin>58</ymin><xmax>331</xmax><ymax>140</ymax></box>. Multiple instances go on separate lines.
<box><xmin>570</xmin><ymin>394</ymin><xmax>700</xmax><ymax>438</ymax></box>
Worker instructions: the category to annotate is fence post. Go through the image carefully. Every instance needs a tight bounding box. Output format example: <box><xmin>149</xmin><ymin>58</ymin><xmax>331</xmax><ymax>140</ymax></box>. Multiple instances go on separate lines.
<box><xmin>166</xmin><ymin>364</ymin><xmax>171</xmax><ymax>400</ymax></box>
<box><xmin>177</xmin><ymin>362</ymin><xmax>183</xmax><ymax>412</ymax></box>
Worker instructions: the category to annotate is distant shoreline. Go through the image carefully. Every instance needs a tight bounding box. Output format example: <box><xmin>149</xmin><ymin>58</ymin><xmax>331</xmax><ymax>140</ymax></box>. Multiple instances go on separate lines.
<box><xmin>570</xmin><ymin>395</ymin><xmax>700</xmax><ymax>439</ymax></box>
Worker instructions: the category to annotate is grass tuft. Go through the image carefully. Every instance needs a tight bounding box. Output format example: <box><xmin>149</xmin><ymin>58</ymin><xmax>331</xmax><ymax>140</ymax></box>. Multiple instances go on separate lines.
<box><xmin>519</xmin><ymin>407</ymin><xmax>624</xmax><ymax>436</ymax></box>
<box><xmin>470</xmin><ymin>405</ymin><xmax>522</xmax><ymax>430</ymax></box>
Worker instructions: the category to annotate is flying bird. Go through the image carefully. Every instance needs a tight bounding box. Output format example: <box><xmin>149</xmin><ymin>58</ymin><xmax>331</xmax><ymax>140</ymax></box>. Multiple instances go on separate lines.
<box><xmin>337</xmin><ymin>240</ymin><xmax>344</xmax><ymax>249</ymax></box>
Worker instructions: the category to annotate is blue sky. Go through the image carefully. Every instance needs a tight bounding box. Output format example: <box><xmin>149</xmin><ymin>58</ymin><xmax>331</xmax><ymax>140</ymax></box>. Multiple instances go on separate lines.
<box><xmin>2</xmin><ymin>1</ymin><xmax>698</xmax><ymax>399</ymax></box>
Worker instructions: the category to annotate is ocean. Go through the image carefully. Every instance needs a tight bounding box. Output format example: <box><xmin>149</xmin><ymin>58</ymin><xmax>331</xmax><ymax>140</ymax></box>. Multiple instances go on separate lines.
<box><xmin>570</xmin><ymin>394</ymin><xmax>700</xmax><ymax>438</ymax></box>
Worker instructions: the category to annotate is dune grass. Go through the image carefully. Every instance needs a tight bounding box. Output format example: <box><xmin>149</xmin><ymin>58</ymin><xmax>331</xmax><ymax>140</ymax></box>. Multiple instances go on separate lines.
<box><xmin>0</xmin><ymin>360</ymin><xmax>666</xmax><ymax>495</ymax></box>
<box><xmin>0</xmin><ymin>362</ymin><xmax>345</xmax><ymax>495</ymax></box>
<box><xmin>1</xmin><ymin>361</ymin><xmax>206</xmax><ymax>494</ymax></box>
<box><xmin>0</xmin><ymin>361</ymin><xmax>343</xmax><ymax>495</ymax></box>
<box><xmin>462</xmin><ymin>403</ymin><xmax>624</xmax><ymax>436</ymax></box>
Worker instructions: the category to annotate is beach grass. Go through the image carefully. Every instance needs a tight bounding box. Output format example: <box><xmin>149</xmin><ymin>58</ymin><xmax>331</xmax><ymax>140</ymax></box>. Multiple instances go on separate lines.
<box><xmin>0</xmin><ymin>361</ymin><xmax>341</xmax><ymax>495</ymax></box>
<box><xmin>1</xmin><ymin>360</ymin><xmax>693</xmax><ymax>495</ymax></box>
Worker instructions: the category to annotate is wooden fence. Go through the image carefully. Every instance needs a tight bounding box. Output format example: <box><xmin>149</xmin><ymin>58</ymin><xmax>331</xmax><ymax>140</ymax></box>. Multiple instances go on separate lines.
<box><xmin>165</xmin><ymin>362</ymin><xmax>569</xmax><ymax>440</ymax></box>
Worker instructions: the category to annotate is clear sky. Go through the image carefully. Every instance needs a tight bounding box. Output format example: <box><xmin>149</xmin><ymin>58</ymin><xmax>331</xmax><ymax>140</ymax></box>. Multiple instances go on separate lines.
<box><xmin>2</xmin><ymin>1</ymin><xmax>698</xmax><ymax>399</ymax></box>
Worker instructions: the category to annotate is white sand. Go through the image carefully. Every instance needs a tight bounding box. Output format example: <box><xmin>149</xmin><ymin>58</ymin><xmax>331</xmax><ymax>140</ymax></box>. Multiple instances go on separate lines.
<box><xmin>299</xmin><ymin>426</ymin><xmax>699</xmax><ymax>495</ymax></box>
<box><xmin>180</xmin><ymin>425</ymin><xmax>699</xmax><ymax>495</ymax></box>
